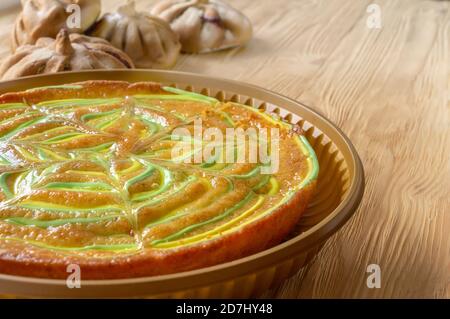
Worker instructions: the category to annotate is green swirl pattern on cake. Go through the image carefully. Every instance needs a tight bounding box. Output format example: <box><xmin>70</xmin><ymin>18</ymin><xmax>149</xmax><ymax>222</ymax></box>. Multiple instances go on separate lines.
<box><xmin>0</xmin><ymin>85</ymin><xmax>318</xmax><ymax>254</ymax></box>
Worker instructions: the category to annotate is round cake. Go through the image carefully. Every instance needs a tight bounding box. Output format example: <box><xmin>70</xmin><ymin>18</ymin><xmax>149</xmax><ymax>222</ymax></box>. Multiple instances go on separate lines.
<box><xmin>0</xmin><ymin>80</ymin><xmax>318</xmax><ymax>279</ymax></box>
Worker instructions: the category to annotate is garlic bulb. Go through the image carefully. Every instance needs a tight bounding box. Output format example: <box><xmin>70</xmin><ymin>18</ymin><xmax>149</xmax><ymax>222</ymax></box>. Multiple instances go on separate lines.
<box><xmin>1</xmin><ymin>29</ymin><xmax>134</xmax><ymax>80</ymax></box>
<box><xmin>151</xmin><ymin>0</ymin><xmax>252</xmax><ymax>53</ymax></box>
<box><xmin>11</xmin><ymin>0</ymin><xmax>101</xmax><ymax>52</ymax></box>
<box><xmin>88</xmin><ymin>0</ymin><xmax>181</xmax><ymax>69</ymax></box>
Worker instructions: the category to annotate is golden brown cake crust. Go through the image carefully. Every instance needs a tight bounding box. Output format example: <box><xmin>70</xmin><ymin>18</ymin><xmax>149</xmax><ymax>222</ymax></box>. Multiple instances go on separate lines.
<box><xmin>0</xmin><ymin>80</ymin><xmax>317</xmax><ymax>279</ymax></box>
<box><xmin>0</xmin><ymin>80</ymin><xmax>166</xmax><ymax>104</ymax></box>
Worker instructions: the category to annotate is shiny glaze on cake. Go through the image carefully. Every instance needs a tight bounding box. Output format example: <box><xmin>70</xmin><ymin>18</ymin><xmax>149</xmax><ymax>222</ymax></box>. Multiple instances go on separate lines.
<box><xmin>0</xmin><ymin>81</ymin><xmax>317</xmax><ymax>279</ymax></box>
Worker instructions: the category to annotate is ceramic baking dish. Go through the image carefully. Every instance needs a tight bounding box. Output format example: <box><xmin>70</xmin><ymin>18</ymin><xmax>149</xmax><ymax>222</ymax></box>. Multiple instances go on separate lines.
<box><xmin>0</xmin><ymin>70</ymin><xmax>364</xmax><ymax>298</ymax></box>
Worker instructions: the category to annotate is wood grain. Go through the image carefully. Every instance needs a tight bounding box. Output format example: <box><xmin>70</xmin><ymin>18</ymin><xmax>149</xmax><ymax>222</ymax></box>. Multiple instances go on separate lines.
<box><xmin>0</xmin><ymin>0</ymin><xmax>448</xmax><ymax>298</ymax></box>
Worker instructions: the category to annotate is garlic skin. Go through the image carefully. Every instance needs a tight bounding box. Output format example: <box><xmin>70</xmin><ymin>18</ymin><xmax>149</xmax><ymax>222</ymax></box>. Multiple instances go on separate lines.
<box><xmin>88</xmin><ymin>0</ymin><xmax>181</xmax><ymax>69</ymax></box>
<box><xmin>151</xmin><ymin>0</ymin><xmax>252</xmax><ymax>53</ymax></box>
<box><xmin>1</xmin><ymin>29</ymin><xmax>134</xmax><ymax>80</ymax></box>
<box><xmin>11</xmin><ymin>0</ymin><xmax>101</xmax><ymax>52</ymax></box>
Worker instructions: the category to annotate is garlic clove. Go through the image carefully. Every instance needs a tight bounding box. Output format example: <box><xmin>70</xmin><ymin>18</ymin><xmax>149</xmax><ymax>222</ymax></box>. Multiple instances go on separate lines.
<box><xmin>171</xmin><ymin>6</ymin><xmax>203</xmax><ymax>53</ymax></box>
<box><xmin>153</xmin><ymin>0</ymin><xmax>198</xmax><ymax>22</ymax></box>
<box><xmin>214</xmin><ymin>2</ymin><xmax>252</xmax><ymax>49</ymax></box>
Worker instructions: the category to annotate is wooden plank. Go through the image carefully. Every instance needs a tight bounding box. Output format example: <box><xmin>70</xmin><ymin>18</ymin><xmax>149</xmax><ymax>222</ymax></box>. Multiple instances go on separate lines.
<box><xmin>0</xmin><ymin>0</ymin><xmax>447</xmax><ymax>298</ymax></box>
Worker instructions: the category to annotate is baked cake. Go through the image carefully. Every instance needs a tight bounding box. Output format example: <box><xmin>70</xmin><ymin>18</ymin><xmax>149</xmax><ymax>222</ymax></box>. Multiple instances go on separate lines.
<box><xmin>0</xmin><ymin>81</ymin><xmax>318</xmax><ymax>279</ymax></box>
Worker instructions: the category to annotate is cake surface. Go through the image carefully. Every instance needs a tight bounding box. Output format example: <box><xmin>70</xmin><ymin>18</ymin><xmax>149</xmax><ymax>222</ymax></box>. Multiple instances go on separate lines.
<box><xmin>0</xmin><ymin>80</ymin><xmax>318</xmax><ymax>279</ymax></box>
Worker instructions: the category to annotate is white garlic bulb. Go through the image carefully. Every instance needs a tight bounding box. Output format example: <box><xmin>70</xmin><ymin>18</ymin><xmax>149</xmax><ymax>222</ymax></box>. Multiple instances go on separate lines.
<box><xmin>151</xmin><ymin>0</ymin><xmax>252</xmax><ymax>53</ymax></box>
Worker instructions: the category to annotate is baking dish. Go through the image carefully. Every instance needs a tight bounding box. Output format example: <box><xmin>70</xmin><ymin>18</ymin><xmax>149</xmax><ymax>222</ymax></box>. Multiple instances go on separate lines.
<box><xmin>0</xmin><ymin>70</ymin><xmax>364</xmax><ymax>298</ymax></box>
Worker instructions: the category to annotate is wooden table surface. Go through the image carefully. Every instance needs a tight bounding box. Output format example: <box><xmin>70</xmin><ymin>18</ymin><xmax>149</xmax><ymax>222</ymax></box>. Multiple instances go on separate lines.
<box><xmin>0</xmin><ymin>0</ymin><xmax>448</xmax><ymax>298</ymax></box>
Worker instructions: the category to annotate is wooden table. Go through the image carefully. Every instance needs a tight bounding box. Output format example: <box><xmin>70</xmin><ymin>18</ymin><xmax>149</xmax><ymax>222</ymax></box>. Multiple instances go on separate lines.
<box><xmin>0</xmin><ymin>0</ymin><xmax>448</xmax><ymax>298</ymax></box>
